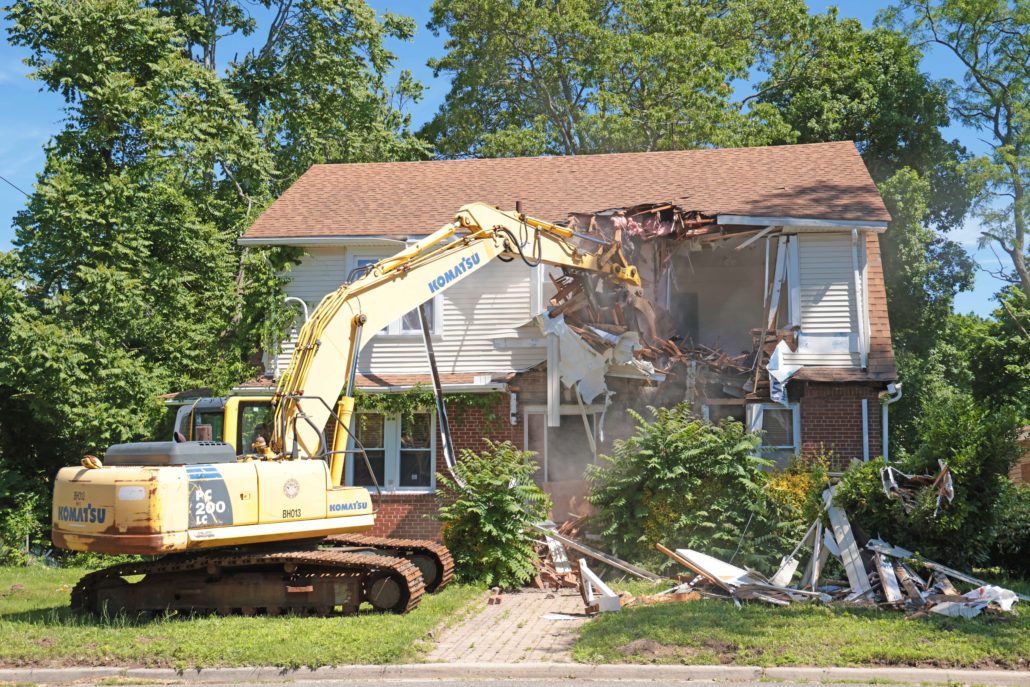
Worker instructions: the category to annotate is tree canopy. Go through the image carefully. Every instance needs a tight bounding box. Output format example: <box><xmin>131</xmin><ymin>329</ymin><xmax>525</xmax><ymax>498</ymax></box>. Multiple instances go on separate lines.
<box><xmin>422</xmin><ymin>0</ymin><xmax>807</xmax><ymax>157</ymax></box>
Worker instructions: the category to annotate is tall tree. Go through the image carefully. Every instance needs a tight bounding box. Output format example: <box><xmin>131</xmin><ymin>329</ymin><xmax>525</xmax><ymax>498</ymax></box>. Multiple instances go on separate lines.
<box><xmin>756</xmin><ymin>9</ymin><xmax>973</xmax><ymax>231</ymax></box>
<box><xmin>1</xmin><ymin>0</ymin><xmax>283</xmax><ymax>475</ymax></box>
<box><xmin>889</xmin><ymin>0</ymin><xmax>1030</xmax><ymax>300</ymax></box>
<box><xmin>878</xmin><ymin>169</ymin><xmax>975</xmax><ymax>354</ymax></box>
<box><xmin>151</xmin><ymin>0</ymin><xmax>429</xmax><ymax>187</ymax></box>
<box><xmin>423</xmin><ymin>0</ymin><xmax>806</xmax><ymax>157</ymax></box>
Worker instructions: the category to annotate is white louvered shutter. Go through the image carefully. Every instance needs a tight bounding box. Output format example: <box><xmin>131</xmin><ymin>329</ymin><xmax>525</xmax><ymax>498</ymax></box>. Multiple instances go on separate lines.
<box><xmin>787</xmin><ymin>234</ymin><xmax>862</xmax><ymax>367</ymax></box>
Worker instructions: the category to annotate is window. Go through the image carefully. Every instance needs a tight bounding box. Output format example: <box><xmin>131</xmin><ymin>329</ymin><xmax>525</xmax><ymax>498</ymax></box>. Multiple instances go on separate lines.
<box><xmin>236</xmin><ymin>401</ymin><xmax>274</xmax><ymax>453</ymax></box>
<box><xmin>353</xmin><ymin>413</ymin><xmax>386</xmax><ymax>487</ymax></box>
<box><xmin>350</xmin><ymin>254</ymin><xmax>441</xmax><ymax>336</ymax></box>
<box><xmin>189</xmin><ymin>410</ymin><xmax>223</xmax><ymax>442</ymax></box>
<box><xmin>347</xmin><ymin>411</ymin><xmax>436</xmax><ymax>492</ymax></box>
<box><xmin>747</xmin><ymin>403</ymin><xmax>800</xmax><ymax>469</ymax></box>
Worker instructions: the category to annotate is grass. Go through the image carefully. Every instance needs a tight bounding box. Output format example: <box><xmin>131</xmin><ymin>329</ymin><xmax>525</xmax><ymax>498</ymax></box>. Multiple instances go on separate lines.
<box><xmin>0</xmin><ymin>566</ymin><xmax>481</xmax><ymax>669</ymax></box>
<box><xmin>574</xmin><ymin>577</ymin><xmax>1030</xmax><ymax>668</ymax></box>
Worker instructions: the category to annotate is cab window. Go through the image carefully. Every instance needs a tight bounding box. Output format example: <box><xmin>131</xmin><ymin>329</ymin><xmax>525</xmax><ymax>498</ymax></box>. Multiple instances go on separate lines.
<box><xmin>237</xmin><ymin>402</ymin><xmax>274</xmax><ymax>452</ymax></box>
<box><xmin>190</xmin><ymin>411</ymin><xmax>224</xmax><ymax>442</ymax></box>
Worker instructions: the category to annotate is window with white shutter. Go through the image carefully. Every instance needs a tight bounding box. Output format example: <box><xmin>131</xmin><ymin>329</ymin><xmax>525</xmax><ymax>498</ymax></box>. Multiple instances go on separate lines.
<box><xmin>785</xmin><ymin>234</ymin><xmax>864</xmax><ymax>367</ymax></box>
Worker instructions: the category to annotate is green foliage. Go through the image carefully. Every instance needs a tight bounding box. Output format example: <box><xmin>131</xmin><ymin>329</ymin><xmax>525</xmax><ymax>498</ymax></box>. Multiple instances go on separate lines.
<box><xmin>758</xmin><ymin>8</ymin><xmax>973</xmax><ymax>231</ymax></box>
<box><xmin>889</xmin><ymin>0</ymin><xmax>1030</xmax><ymax>301</ymax></box>
<box><xmin>587</xmin><ymin>405</ymin><xmax>813</xmax><ymax>573</ymax></box>
<box><xmin>878</xmin><ymin>169</ymin><xmax>975</xmax><ymax>355</ymax></box>
<box><xmin>0</xmin><ymin>459</ymin><xmax>45</xmax><ymax>566</ymax></box>
<box><xmin>424</xmin><ymin>0</ymin><xmax>804</xmax><ymax>156</ymax></box>
<box><xmin>0</xmin><ymin>0</ymin><xmax>420</xmax><ymax>498</ymax></box>
<box><xmin>435</xmin><ymin>441</ymin><xmax>550</xmax><ymax>588</ymax></box>
<box><xmin>990</xmin><ymin>482</ymin><xmax>1030</xmax><ymax>578</ymax></box>
<box><xmin>836</xmin><ymin>394</ymin><xmax>1022</xmax><ymax>569</ymax></box>
<box><xmin>964</xmin><ymin>289</ymin><xmax>1030</xmax><ymax>419</ymax></box>
<box><xmin>355</xmin><ymin>386</ymin><xmax>504</xmax><ymax>430</ymax></box>
<box><xmin>225</xmin><ymin>0</ymin><xmax>429</xmax><ymax>185</ymax></box>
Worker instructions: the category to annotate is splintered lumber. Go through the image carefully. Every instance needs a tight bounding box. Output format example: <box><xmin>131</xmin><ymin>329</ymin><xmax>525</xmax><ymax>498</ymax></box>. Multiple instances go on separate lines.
<box><xmin>892</xmin><ymin>560</ymin><xmax>924</xmax><ymax>603</ymax></box>
<box><xmin>531</xmin><ymin>523</ymin><xmax>663</xmax><ymax>581</ymax></box>
<box><xmin>865</xmin><ymin>539</ymin><xmax>1030</xmax><ymax>602</ymax></box>
<box><xmin>656</xmin><ymin>544</ymin><xmax>734</xmax><ymax>592</ymax></box>
<box><xmin>873</xmin><ymin>554</ymin><xmax>904</xmax><ymax>603</ymax></box>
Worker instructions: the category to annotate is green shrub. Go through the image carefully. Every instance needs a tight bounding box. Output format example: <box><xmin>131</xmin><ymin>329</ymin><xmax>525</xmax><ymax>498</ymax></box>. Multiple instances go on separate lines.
<box><xmin>990</xmin><ymin>482</ymin><xmax>1030</xmax><ymax>577</ymax></box>
<box><xmin>436</xmin><ymin>440</ymin><xmax>551</xmax><ymax>588</ymax></box>
<box><xmin>0</xmin><ymin>459</ymin><xmax>47</xmax><ymax>565</ymax></box>
<box><xmin>587</xmin><ymin>404</ymin><xmax>814</xmax><ymax>573</ymax></box>
<box><xmin>835</xmin><ymin>395</ymin><xmax>1022</xmax><ymax>569</ymax></box>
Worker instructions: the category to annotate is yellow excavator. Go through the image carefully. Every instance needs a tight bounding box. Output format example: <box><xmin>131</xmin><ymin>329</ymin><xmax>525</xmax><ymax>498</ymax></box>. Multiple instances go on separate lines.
<box><xmin>51</xmin><ymin>202</ymin><xmax>640</xmax><ymax>616</ymax></box>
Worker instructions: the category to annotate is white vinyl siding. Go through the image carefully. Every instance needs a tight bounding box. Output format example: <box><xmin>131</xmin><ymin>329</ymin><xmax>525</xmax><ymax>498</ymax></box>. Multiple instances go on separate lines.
<box><xmin>784</xmin><ymin>234</ymin><xmax>864</xmax><ymax>367</ymax></box>
<box><xmin>272</xmin><ymin>246</ymin><xmax>545</xmax><ymax>377</ymax></box>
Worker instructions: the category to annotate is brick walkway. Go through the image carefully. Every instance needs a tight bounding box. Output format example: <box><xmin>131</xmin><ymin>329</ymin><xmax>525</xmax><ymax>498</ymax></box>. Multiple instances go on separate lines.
<box><xmin>426</xmin><ymin>589</ymin><xmax>589</xmax><ymax>663</ymax></box>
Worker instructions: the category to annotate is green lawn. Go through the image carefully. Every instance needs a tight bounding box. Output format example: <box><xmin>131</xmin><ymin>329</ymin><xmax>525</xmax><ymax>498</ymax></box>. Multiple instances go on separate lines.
<box><xmin>0</xmin><ymin>566</ymin><xmax>482</xmax><ymax>669</ymax></box>
<box><xmin>574</xmin><ymin>580</ymin><xmax>1030</xmax><ymax>669</ymax></box>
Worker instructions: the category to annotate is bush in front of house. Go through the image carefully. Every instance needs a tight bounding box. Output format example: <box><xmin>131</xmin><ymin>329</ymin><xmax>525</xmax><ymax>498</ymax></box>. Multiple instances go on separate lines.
<box><xmin>835</xmin><ymin>394</ymin><xmax>1022</xmax><ymax>570</ymax></box>
<box><xmin>435</xmin><ymin>440</ymin><xmax>551</xmax><ymax>588</ymax></box>
<box><xmin>990</xmin><ymin>482</ymin><xmax>1030</xmax><ymax>577</ymax></box>
<box><xmin>587</xmin><ymin>404</ymin><xmax>816</xmax><ymax>574</ymax></box>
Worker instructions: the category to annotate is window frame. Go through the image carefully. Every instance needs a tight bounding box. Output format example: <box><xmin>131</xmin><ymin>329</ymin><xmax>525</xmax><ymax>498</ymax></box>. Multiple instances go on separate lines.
<box><xmin>747</xmin><ymin>402</ymin><xmax>801</xmax><ymax>460</ymax></box>
<box><xmin>347</xmin><ymin>251</ymin><xmax>443</xmax><ymax>337</ymax></box>
<box><xmin>345</xmin><ymin>410</ymin><xmax>438</xmax><ymax>493</ymax></box>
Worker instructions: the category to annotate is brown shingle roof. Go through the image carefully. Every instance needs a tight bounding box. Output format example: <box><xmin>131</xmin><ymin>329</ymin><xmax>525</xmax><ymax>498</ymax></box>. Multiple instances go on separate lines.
<box><xmin>243</xmin><ymin>141</ymin><xmax>889</xmax><ymax>240</ymax></box>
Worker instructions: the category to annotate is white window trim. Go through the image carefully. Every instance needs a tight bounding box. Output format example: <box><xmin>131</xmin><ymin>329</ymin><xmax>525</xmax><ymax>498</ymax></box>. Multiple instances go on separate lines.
<box><xmin>747</xmin><ymin>402</ymin><xmax>801</xmax><ymax>457</ymax></box>
<box><xmin>345</xmin><ymin>410</ymin><xmax>437</xmax><ymax>493</ymax></box>
<box><xmin>347</xmin><ymin>251</ymin><xmax>443</xmax><ymax>336</ymax></box>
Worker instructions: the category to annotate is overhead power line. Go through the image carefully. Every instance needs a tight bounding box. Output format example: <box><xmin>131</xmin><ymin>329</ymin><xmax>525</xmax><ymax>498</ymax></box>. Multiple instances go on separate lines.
<box><xmin>0</xmin><ymin>174</ymin><xmax>30</xmax><ymax>197</ymax></box>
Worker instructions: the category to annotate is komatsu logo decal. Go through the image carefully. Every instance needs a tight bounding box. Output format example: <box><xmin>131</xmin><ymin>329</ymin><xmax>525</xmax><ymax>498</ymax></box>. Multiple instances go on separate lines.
<box><xmin>427</xmin><ymin>253</ymin><xmax>481</xmax><ymax>294</ymax></box>
<box><xmin>57</xmin><ymin>504</ymin><xmax>107</xmax><ymax>524</ymax></box>
<box><xmin>330</xmin><ymin>501</ymin><xmax>369</xmax><ymax>513</ymax></box>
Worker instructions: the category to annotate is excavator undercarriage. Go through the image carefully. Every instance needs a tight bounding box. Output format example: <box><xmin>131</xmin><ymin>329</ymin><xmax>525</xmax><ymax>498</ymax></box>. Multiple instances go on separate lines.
<box><xmin>73</xmin><ymin>535</ymin><xmax>453</xmax><ymax>616</ymax></box>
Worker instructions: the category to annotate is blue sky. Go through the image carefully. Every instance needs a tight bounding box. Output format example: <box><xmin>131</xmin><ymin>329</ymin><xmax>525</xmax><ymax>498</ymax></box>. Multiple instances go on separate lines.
<box><xmin>0</xmin><ymin>1</ymin><xmax>1005</xmax><ymax>316</ymax></box>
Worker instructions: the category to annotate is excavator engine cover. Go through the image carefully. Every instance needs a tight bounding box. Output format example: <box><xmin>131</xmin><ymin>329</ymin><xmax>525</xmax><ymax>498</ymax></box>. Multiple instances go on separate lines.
<box><xmin>103</xmin><ymin>441</ymin><xmax>236</xmax><ymax>466</ymax></box>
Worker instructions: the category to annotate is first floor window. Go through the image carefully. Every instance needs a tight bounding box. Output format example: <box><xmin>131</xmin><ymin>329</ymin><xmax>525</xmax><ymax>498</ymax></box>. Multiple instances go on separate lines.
<box><xmin>348</xmin><ymin>411</ymin><xmax>436</xmax><ymax>491</ymax></box>
<box><xmin>747</xmin><ymin>403</ymin><xmax>800</xmax><ymax>469</ymax></box>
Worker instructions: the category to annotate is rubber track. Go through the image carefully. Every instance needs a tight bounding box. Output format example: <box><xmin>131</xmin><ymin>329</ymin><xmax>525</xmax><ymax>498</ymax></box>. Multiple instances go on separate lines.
<box><xmin>71</xmin><ymin>548</ymin><xmax>424</xmax><ymax>615</ymax></box>
<box><xmin>324</xmin><ymin>534</ymin><xmax>454</xmax><ymax>592</ymax></box>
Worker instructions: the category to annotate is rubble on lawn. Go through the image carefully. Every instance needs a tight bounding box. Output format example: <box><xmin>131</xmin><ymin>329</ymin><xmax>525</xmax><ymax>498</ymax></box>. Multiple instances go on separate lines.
<box><xmin>535</xmin><ymin>471</ymin><xmax>1026</xmax><ymax>618</ymax></box>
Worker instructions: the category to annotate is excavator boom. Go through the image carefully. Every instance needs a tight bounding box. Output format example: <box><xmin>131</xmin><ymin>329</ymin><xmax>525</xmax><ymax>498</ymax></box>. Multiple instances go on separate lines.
<box><xmin>272</xmin><ymin>202</ymin><xmax>639</xmax><ymax>479</ymax></box>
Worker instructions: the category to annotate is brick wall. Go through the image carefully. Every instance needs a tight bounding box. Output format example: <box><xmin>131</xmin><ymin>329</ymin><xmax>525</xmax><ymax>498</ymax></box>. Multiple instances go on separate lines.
<box><xmin>798</xmin><ymin>381</ymin><xmax>884</xmax><ymax>472</ymax></box>
<box><xmin>370</xmin><ymin>393</ymin><xmax>522</xmax><ymax>540</ymax></box>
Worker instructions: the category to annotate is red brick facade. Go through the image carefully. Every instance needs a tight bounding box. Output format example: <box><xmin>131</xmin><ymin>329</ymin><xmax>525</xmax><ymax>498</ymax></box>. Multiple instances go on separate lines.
<box><xmin>370</xmin><ymin>378</ymin><xmax>889</xmax><ymax>540</ymax></box>
<box><xmin>798</xmin><ymin>381</ymin><xmax>885</xmax><ymax>472</ymax></box>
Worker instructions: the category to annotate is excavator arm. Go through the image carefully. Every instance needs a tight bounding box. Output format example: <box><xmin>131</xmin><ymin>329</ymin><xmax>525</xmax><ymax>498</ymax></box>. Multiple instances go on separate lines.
<box><xmin>271</xmin><ymin>202</ymin><xmax>640</xmax><ymax>484</ymax></box>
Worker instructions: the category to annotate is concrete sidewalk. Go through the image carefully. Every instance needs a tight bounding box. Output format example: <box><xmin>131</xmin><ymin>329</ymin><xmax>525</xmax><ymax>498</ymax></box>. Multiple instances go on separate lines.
<box><xmin>2</xmin><ymin>662</ymin><xmax>1029</xmax><ymax>685</ymax></box>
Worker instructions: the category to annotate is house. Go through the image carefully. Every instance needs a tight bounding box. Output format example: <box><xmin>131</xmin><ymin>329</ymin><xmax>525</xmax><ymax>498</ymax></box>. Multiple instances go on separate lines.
<box><xmin>238</xmin><ymin>141</ymin><xmax>897</xmax><ymax>538</ymax></box>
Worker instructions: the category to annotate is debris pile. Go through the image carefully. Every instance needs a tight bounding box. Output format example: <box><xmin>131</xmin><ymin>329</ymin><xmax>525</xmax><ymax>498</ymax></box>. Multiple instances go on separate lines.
<box><xmin>531</xmin><ymin>517</ymin><xmax>585</xmax><ymax>591</ymax></box>
<box><xmin>537</xmin><ymin>467</ymin><xmax>1026</xmax><ymax>619</ymax></box>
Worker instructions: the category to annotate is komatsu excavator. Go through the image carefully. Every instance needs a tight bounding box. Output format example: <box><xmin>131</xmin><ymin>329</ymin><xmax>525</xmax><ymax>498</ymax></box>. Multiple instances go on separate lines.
<box><xmin>50</xmin><ymin>202</ymin><xmax>640</xmax><ymax>617</ymax></box>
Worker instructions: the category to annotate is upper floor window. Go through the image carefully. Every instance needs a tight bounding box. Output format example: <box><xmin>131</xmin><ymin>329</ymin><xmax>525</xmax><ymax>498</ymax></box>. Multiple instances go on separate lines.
<box><xmin>352</xmin><ymin>255</ymin><xmax>441</xmax><ymax>336</ymax></box>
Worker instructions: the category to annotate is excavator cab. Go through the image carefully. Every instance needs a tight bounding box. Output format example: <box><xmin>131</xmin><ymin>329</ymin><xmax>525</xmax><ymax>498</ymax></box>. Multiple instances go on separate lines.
<box><xmin>158</xmin><ymin>396</ymin><xmax>275</xmax><ymax>453</ymax></box>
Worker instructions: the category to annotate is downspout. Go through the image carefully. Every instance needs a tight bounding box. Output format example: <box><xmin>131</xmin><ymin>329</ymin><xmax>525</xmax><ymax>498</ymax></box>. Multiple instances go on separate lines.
<box><xmin>861</xmin><ymin>398</ymin><xmax>869</xmax><ymax>462</ymax></box>
<box><xmin>879</xmin><ymin>382</ymin><xmax>903</xmax><ymax>462</ymax></box>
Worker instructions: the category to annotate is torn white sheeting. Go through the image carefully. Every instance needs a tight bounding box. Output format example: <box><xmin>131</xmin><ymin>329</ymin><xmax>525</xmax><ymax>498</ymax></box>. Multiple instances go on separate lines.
<box><xmin>825</xmin><ymin>487</ymin><xmax>873</xmax><ymax>595</ymax></box>
<box><xmin>537</xmin><ymin>313</ymin><xmax>654</xmax><ymax>404</ymax></box>
<box><xmin>929</xmin><ymin>601</ymin><xmax>983</xmax><ymax>618</ymax></box>
<box><xmin>963</xmin><ymin>585</ymin><xmax>1019</xmax><ymax>612</ymax></box>
<box><xmin>674</xmin><ymin>549</ymin><xmax>765</xmax><ymax>587</ymax></box>
<box><xmin>767</xmin><ymin>340</ymin><xmax>802</xmax><ymax>406</ymax></box>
